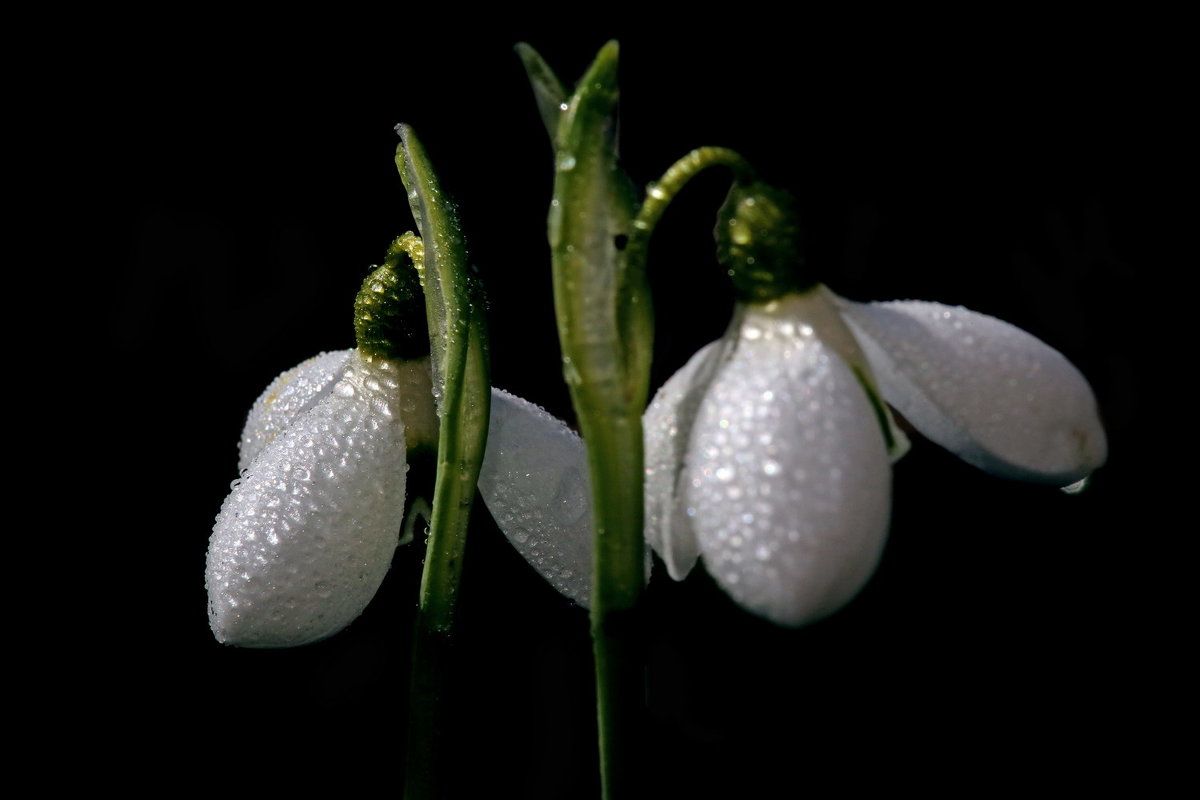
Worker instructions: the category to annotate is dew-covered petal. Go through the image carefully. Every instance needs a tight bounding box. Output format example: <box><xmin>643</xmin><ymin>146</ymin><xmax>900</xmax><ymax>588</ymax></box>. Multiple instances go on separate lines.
<box><xmin>643</xmin><ymin>340</ymin><xmax>725</xmax><ymax>580</ymax></box>
<box><xmin>477</xmin><ymin>389</ymin><xmax>594</xmax><ymax>607</ymax></box>
<box><xmin>239</xmin><ymin>350</ymin><xmax>353</xmax><ymax>470</ymax></box>
<box><xmin>240</xmin><ymin>350</ymin><xmax>438</xmax><ymax>469</ymax></box>
<box><xmin>206</xmin><ymin>351</ymin><xmax>408</xmax><ymax>647</ymax></box>
<box><xmin>839</xmin><ymin>299</ymin><xmax>1107</xmax><ymax>485</ymax></box>
<box><xmin>687</xmin><ymin>307</ymin><xmax>892</xmax><ymax>628</ymax></box>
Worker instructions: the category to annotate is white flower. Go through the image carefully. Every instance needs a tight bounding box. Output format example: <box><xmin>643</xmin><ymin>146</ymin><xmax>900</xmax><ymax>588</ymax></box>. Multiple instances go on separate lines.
<box><xmin>643</xmin><ymin>285</ymin><xmax>1106</xmax><ymax>626</ymax></box>
<box><xmin>205</xmin><ymin>349</ymin><xmax>437</xmax><ymax>647</ymax></box>
<box><xmin>211</xmin><ymin>283</ymin><xmax>1107</xmax><ymax>637</ymax></box>
<box><xmin>479</xmin><ymin>283</ymin><xmax>1107</xmax><ymax>628</ymax></box>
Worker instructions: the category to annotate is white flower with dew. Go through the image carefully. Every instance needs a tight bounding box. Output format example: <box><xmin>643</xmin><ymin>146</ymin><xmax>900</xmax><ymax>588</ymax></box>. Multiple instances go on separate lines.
<box><xmin>205</xmin><ymin>257</ymin><xmax>439</xmax><ymax>648</ymax></box>
<box><xmin>642</xmin><ymin>284</ymin><xmax>1105</xmax><ymax>626</ymax></box>
<box><xmin>205</xmin><ymin>349</ymin><xmax>438</xmax><ymax>647</ymax></box>
<box><xmin>478</xmin><ymin>180</ymin><xmax>1107</xmax><ymax>627</ymax></box>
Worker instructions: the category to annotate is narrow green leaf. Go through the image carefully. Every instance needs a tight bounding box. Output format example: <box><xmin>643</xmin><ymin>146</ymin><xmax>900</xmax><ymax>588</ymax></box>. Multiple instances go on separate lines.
<box><xmin>515</xmin><ymin>42</ymin><xmax>569</xmax><ymax>143</ymax></box>
<box><xmin>394</xmin><ymin>122</ymin><xmax>490</xmax><ymax>625</ymax></box>
<box><xmin>551</xmin><ymin>41</ymin><xmax>644</xmax><ymax>407</ymax></box>
<box><xmin>544</xmin><ymin>41</ymin><xmax>647</xmax><ymax>800</ymax></box>
<box><xmin>396</xmin><ymin>124</ymin><xmax>491</xmax><ymax>800</ymax></box>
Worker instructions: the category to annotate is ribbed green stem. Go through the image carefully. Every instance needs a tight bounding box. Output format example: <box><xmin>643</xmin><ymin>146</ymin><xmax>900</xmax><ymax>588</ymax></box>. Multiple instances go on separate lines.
<box><xmin>535</xmin><ymin>41</ymin><xmax>646</xmax><ymax>799</ymax></box>
<box><xmin>577</xmin><ymin>406</ymin><xmax>645</xmax><ymax>799</ymax></box>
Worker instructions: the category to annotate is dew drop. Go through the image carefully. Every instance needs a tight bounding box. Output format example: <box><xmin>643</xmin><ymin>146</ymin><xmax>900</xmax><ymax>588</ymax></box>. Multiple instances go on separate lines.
<box><xmin>552</xmin><ymin>467</ymin><xmax>588</xmax><ymax>526</ymax></box>
<box><xmin>1061</xmin><ymin>476</ymin><xmax>1090</xmax><ymax>494</ymax></box>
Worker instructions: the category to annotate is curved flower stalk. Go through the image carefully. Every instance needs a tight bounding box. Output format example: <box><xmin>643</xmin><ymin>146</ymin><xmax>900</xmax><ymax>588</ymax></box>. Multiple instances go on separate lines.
<box><xmin>206</xmin><ymin>254</ymin><xmax>437</xmax><ymax>648</ymax></box>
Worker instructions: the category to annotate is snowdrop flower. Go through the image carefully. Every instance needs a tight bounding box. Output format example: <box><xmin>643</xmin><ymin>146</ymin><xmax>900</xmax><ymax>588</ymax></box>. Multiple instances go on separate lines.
<box><xmin>644</xmin><ymin>284</ymin><xmax>1106</xmax><ymax>627</ymax></box>
<box><xmin>643</xmin><ymin>287</ymin><xmax>892</xmax><ymax>626</ymax></box>
<box><xmin>644</xmin><ymin>186</ymin><xmax>1106</xmax><ymax>627</ymax></box>
<box><xmin>482</xmin><ymin>182</ymin><xmax>1107</xmax><ymax>628</ymax></box>
<box><xmin>205</xmin><ymin>262</ymin><xmax>438</xmax><ymax>647</ymax></box>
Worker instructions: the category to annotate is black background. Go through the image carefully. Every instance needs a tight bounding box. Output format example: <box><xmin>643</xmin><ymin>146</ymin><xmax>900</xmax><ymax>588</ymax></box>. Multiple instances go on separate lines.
<box><xmin>78</xmin><ymin>12</ymin><xmax>1177</xmax><ymax>797</ymax></box>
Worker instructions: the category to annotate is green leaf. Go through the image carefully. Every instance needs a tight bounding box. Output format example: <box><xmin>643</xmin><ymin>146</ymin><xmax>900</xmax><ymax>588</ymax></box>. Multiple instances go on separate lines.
<box><xmin>549</xmin><ymin>40</ymin><xmax>647</xmax><ymax>410</ymax></box>
<box><xmin>396</xmin><ymin>124</ymin><xmax>492</xmax><ymax>800</ymax></box>
<box><xmin>515</xmin><ymin>43</ymin><xmax>569</xmax><ymax>143</ymax></box>
<box><xmin>535</xmin><ymin>42</ymin><xmax>648</xmax><ymax>799</ymax></box>
<box><xmin>394</xmin><ymin>122</ymin><xmax>491</xmax><ymax>631</ymax></box>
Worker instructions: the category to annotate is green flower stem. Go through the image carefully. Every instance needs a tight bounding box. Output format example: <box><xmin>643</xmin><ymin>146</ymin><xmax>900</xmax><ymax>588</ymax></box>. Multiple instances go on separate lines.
<box><xmin>536</xmin><ymin>41</ymin><xmax>646</xmax><ymax>799</ymax></box>
<box><xmin>578</xmin><ymin>410</ymin><xmax>645</xmax><ymax>800</ymax></box>
<box><xmin>520</xmin><ymin>43</ymin><xmax>767</xmax><ymax>797</ymax></box>
<box><xmin>395</xmin><ymin>124</ymin><xmax>491</xmax><ymax>800</ymax></box>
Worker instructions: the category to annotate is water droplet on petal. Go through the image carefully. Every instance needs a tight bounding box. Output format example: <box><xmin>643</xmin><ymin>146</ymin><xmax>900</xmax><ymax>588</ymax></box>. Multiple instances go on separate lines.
<box><xmin>1061</xmin><ymin>476</ymin><xmax>1090</xmax><ymax>494</ymax></box>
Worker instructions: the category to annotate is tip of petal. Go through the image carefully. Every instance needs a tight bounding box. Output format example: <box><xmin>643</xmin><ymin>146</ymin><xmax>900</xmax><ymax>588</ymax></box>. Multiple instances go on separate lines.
<box><xmin>841</xmin><ymin>299</ymin><xmax>1108</xmax><ymax>486</ymax></box>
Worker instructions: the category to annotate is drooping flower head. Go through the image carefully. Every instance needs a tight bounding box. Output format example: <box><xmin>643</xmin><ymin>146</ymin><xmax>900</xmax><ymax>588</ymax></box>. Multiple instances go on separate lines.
<box><xmin>205</xmin><ymin>251</ymin><xmax>437</xmax><ymax>647</ymax></box>
<box><xmin>480</xmin><ymin>177</ymin><xmax>1107</xmax><ymax>628</ymax></box>
<box><xmin>206</xmin><ymin>123</ymin><xmax>495</xmax><ymax>650</ymax></box>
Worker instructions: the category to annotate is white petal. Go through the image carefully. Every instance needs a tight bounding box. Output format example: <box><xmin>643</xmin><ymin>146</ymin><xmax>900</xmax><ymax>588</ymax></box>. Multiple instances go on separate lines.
<box><xmin>840</xmin><ymin>299</ymin><xmax>1107</xmax><ymax>485</ymax></box>
<box><xmin>477</xmin><ymin>389</ymin><xmax>594</xmax><ymax>607</ymax></box>
<box><xmin>239</xmin><ymin>350</ymin><xmax>438</xmax><ymax>469</ymax></box>
<box><xmin>206</xmin><ymin>351</ymin><xmax>408</xmax><ymax>647</ymax></box>
<box><xmin>686</xmin><ymin>307</ymin><xmax>892</xmax><ymax>628</ymax></box>
<box><xmin>643</xmin><ymin>340</ymin><xmax>725</xmax><ymax>580</ymax></box>
<box><xmin>239</xmin><ymin>350</ymin><xmax>353</xmax><ymax>470</ymax></box>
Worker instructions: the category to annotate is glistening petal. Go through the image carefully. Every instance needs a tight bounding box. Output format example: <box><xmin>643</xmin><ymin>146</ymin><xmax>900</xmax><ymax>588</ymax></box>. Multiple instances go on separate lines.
<box><xmin>687</xmin><ymin>305</ymin><xmax>892</xmax><ymax>628</ymax></box>
<box><xmin>477</xmin><ymin>389</ymin><xmax>594</xmax><ymax>606</ymax></box>
<box><xmin>643</xmin><ymin>340</ymin><xmax>724</xmax><ymax>580</ymax></box>
<box><xmin>206</xmin><ymin>351</ymin><xmax>408</xmax><ymax>647</ymax></box>
<box><xmin>239</xmin><ymin>350</ymin><xmax>438</xmax><ymax>469</ymax></box>
<box><xmin>840</xmin><ymin>299</ymin><xmax>1107</xmax><ymax>485</ymax></box>
<box><xmin>239</xmin><ymin>350</ymin><xmax>352</xmax><ymax>470</ymax></box>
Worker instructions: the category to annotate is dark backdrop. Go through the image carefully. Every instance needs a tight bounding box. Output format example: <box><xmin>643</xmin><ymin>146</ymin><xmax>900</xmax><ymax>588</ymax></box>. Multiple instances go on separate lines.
<box><xmin>82</xmin><ymin>14</ymin><xmax>1174</xmax><ymax>797</ymax></box>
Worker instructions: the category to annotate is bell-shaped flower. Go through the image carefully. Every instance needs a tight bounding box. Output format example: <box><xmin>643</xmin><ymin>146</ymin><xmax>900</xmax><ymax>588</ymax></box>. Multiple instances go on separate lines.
<box><xmin>643</xmin><ymin>287</ymin><xmax>898</xmax><ymax>626</ymax></box>
<box><xmin>479</xmin><ymin>181</ymin><xmax>1107</xmax><ymax>628</ymax></box>
<box><xmin>205</xmin><ymin>262</ymin><xmax>438</xmax><ymax>647</ymax></box>
<box><xmin>643</xmin><ymin>284</ymin><xmax>1106</xmax><ymax>627</ymax></box>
